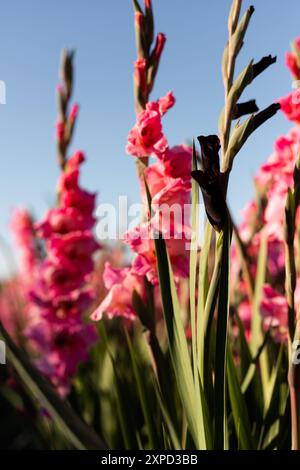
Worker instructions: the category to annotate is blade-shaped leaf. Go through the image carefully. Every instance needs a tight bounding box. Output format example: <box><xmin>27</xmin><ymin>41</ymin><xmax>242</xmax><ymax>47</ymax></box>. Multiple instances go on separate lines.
<box><xmin>227</xmin><ymin>343</ymin><xmax>255</xmax><ymax>450</ymax></box>
<box><xmin>0</xmin><ymin>322</ymin><xmax>106</xmax><ymax>450</ymax></box>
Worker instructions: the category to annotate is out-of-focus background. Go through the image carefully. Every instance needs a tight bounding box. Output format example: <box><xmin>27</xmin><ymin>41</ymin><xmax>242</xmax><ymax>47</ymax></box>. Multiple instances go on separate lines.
<box><xmin>0</xmin><ymin>0</ymin><xmax>298</xmax><ymax>277</ymax></box>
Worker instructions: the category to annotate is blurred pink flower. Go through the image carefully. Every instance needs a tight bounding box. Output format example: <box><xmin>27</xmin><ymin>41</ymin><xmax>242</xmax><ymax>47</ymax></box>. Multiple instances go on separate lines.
<box><xmin>26</xmin><ymin>150</ymin><xmax>99</xmax><ymax>395</ymax></box>
<box><xmin>278</xmin><ymin>91</ymin><xmax>300</xmax><ymax>123</ymax></box>
<box><xmin>91</xmin><ymin>262</ymin><xmax>145</xmax><ymax>321</ymax></box>
<box><xmin>36</xmin><ymin>207</ymin><xmax>95</xmax><ymax>237</ymax></box>
<box><xmin>260</xmin><ymin>285</ymin><xmax>288</xmax><ymax>342</ymax></box>
<box><xmin>124</xmin><ymin>222</ymin><xmax>190</xmax><ymax>284</ymax></box>
<box><xmin>28</xmin><ymin>320</ymin><xmax>97</xmax><ymax>397</ymax></box>
<box><xmin>158</xmin><ymin>91</ymin><xmax>175</xmax><ymax>116</ymax></box>
<box><xmin>238</xmin><ymin>301</ymin><xmax>252</xmax><ymax>342</ymax></box>
<box><xmin>10</xmin><ymin>208</ymin><xmax>38</xmax><ymax>278</ymax></box>
<box><xmin>134</xmin><ymin>58</ymin><xmax>147</xmax><ymax>96</ymax></box>
<box><xmin>159</xmin><ymin>145</ymin><xmax>192</xmax><ymax>179</ymax></box>
<box><xmin>47</xmin><ymin>231</ymin><xmax>100</xmax><ymax>264</ymax></box>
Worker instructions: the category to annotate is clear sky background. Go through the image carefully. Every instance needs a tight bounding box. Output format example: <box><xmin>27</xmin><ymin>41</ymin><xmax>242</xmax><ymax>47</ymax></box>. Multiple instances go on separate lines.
<box><xmin>0</xmin><ymin>0</ymin><xmax>299</xmax><ymax>277</ymax></box>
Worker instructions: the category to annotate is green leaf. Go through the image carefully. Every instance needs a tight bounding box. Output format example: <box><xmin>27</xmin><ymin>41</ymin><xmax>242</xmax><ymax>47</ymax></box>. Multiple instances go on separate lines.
<box><xmin>155</xmin><ymin>233</ymin><xmax>208</xmax><ymax>448</ymax></box>
<box><xmin>227</xmin><ymin>343</ymin><xmax>255</xmax><ymax>450</ymax></box>
<box><xmin>250</xmin><ymin>230</ymin><xmax>267</xmax><ymax>353</ymax></box>
<box><xmin>153</xmin><ymin>380</ymin><xmax>182</xmax><ymax>450</ymax></box>
<box><xmin>214</xmin><ymin>224</ymin><xmax>231</xmax><ymax>449</ymax></box>
<box><xmin>98</xmin><ymin>322</ymin><xmax>138</xmax><ymax>450</ymax></box>
<box><xmin>190</xmin><ymin>139</ymin><xmax>199</xmax><ymax>383</ymax></box>
<box><xmin>0</xmin><ymin>322</ymin><xmax>106</xmax><ymax>450</ymax></box>
<box><xmin>125</xmin><ymin>329</ymin><xmax>159</xmax><ymax>449</ymax></box>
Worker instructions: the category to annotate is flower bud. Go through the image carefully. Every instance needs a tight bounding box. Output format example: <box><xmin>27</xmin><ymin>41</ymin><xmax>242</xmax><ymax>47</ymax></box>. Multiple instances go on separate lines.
<box><xmin>152</xmin><ymin>33</ymin><xmax>166</xmax><ymax>63</ymax></box>
<box><xmin>191</xmin><ymin>135</ymin><xmax>227</xmax><ymax>232</ymax></box>
<box><xmin>69</xmin><ymin>103</ymin><xmax>79</xmax><ymax>123</ymax></box>
<box><xmin>134</xmin><ymin>58</ymin><xmax>147</xmax><ymax>96</ymax></box>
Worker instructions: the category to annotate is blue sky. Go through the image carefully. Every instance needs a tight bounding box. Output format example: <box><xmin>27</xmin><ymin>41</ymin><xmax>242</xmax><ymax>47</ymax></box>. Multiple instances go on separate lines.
<box><xmin>0</xmin><ymin>0</ymin><xmax>299</xmax><ymax>276</ymax></box>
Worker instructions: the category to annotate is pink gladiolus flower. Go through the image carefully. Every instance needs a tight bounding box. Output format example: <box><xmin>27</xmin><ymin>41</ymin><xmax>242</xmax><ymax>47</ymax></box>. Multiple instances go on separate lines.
<box><xmin>28</xmin><ymin>320</ymin><xmax>97</xmax><ymax>397</ymax></box>
<box><xmin>58</xmin><ymin>150</ymin><xmax>85</xmax><ymax>192</ymax></box>
<box><xmin>36</xmin><ymin>207</ymin><xmax>95</xmax><ymax>237</ymax></box>
<box><xmin>285</xmin><ymin>37</ymin><xmax>300</xmax><ymax>79</ymax></box>
<box><xmin>123</xmin><ymin>222</ymin><xmax>190</xmax><ymax>284</ymax></box>
<box><xmin>140</xmin><ymin>145</ymin><xmax>192</xmax><ymax>204</ymax></box>
<box><xmin>61</xmin><ymin>187</ymin><xmax>96</xmax><ymax>214</ymax></box>
<box><xmin>265</xmin><ymin>180</ymin><xmax>290</xmax><ymax>240</ymax></box>
<box><xmin>260</xmin><ymin>285</ymin><xmax>288</xmax><ymax>342</ymax></box>
<box><xmin>152</xmin><ymin>177</ymin><xmax>191</xmax><ymax>209</ymax></box>
<box><xmin>151</xmin><ymin>178</ymin><xmax>191</xmax><ymax>236</ymax></box>
<box><xmin>10</xmin><ymin>208</ymin><xmax>38</xmax><ymax>278</ymax></box>
<box><xmin>286</xmin><ymin>52</ymin><xmax>300</xmax><ymax>80</ymax></box>
<box><xmin>160</xmin><ymin>145</ymin><xmax>192</xmax><ymax>179</ymax></box>
<box><xmin>47</xmin><ymin>231</ymin><xmax>100</xmax><ymax>263</ymax></box>
<box><xmin>0</xmin><ymin>279</ymin><xmax>33</xmax><ymax>344</ymax></box>
<box><xmin>29</xmin><ymin>288</ymin><xmax>95</xmax><ymax>326</ymax></box>
<box><xmin>231</xmin><ymin>38</ymin><xmax>300</xmax><ymax>343</ymax></box>
<box><xmin>25</xmin><ymin>150</ymin><xmax>99</xmax><ymax>395</ymax></box>
<box><xmin>134</xmin><ymin>58</ymin><xmax>147</xmax><ymax>96</ymax></box>
<box><xmin>91</xmin><ymin>263</ymin><xmax>145</xmax><ymax>321</ymax></box>
<box><xmin>278</xmin><ymin>91</ymin><xmax>300</xmax><ymax>123</ymax></box>
<box><xmin>158</xmin><ymin>91</ymin><xmax>176</xmax><ymax>116</ymax></box>
<box><xmin>238</xmin><ymin>301</ymin><xmax>252</xmax><ymax>342</ymax></box>
<box><xmin>69</xmin><ymin>103</ymin><xmax>79</xmax><ymax>122</ymax></box>
<box><xmin>126</xmin><ymin>101</ymin><xmax>168</xmax><ymax>157</ymax></box>
<box><xmin>152</xmin><ymin>33</ymin><xmax>166</xmax><ymax>63</ymax></box>
<box><xmin>37</xmin><ymin>259</ymin><xmax>88</xmax><ymax>297</ymax></box>
<box><xmin>142</xmin><ymin>162</ymin><xmax>166</xmax><ymax>200</ymax></box>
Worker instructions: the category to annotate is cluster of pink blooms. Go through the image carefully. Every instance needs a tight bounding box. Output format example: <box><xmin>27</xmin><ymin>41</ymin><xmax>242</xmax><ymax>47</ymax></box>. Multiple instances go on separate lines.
<box><xmin>10</xmin><ymin>209</ymin><xmax>38</xmax><ymax>282</ymax></box>
<box><xmin>92</xmin><ymin>91</ymin><xmax>192</xmax><ymax>321</ymax></box>
<box><xmin>8</xmin><ymin>147</ymin><xmax>100</xmax><ymax>395</ymax></box>
<box><xmin>0</xmin><ymin>210</ymin><xmax>39</xmax><ymax>343</ymax></box>
<box><xmin>232</xmin><ymin>37</ymin><xmax>300</xmax><ymax>342</ymax></box>
<box><xmin>22</xmin><ymin>151</ymin><xmax>100</xmax><ymax>396</ymax></box>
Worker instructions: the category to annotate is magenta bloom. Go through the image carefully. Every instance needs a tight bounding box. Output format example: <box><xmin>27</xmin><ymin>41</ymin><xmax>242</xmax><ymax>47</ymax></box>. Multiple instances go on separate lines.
<box><xmin>278</xmin><ymin>91</ymin><xmax>300</xmax><ymax>123</ymax></box>
<box><xmin>285</xmin><ymin>37</ymin><xmax>300</xmax><ymax>79</ymax></box>
<box><xmin>160</xmin><ymin>145</ymin><xmax>192</xmax><ymax>179</ymax></box>
<box><xmin>126</xmin><ymin>101</ymin><xmax>168</xmax><ymax>157</ymax></box>
<box><xmin>123</xmin><ymin>222</ymin><xmax>190</xmax><ymax>285</ymax></box>
<box><xmin>36</xmin><ymin>207</ymin><xmax>95</xmax><ymax>237</ymax></box>
<box><xmin>10</xmin><ymin>208</ymin><xmax>38</xmax><ymax>279</ymax></box>
<box><xmin>28</xmin><ymin>320</ymin><xmax>97</xmax><ymax>397</ymax></box>
<box><xmin>27</xmin><ymin>150</ymin><xmax>99</xmax><ymax>395</ymax></box>
<box><xmin>260</xmin><ymin>285</ymin><xmax>288</xmax><ymax>342</ymax></box>
<box><xmin>91</xmin><ymin>263</ymin><xmax>145</xmax><ymax>321</ymax></box>
<box><xmin>158</xmin><ymin>91</ymin><xmax>176</xmax><ymax>116</ymax></box>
